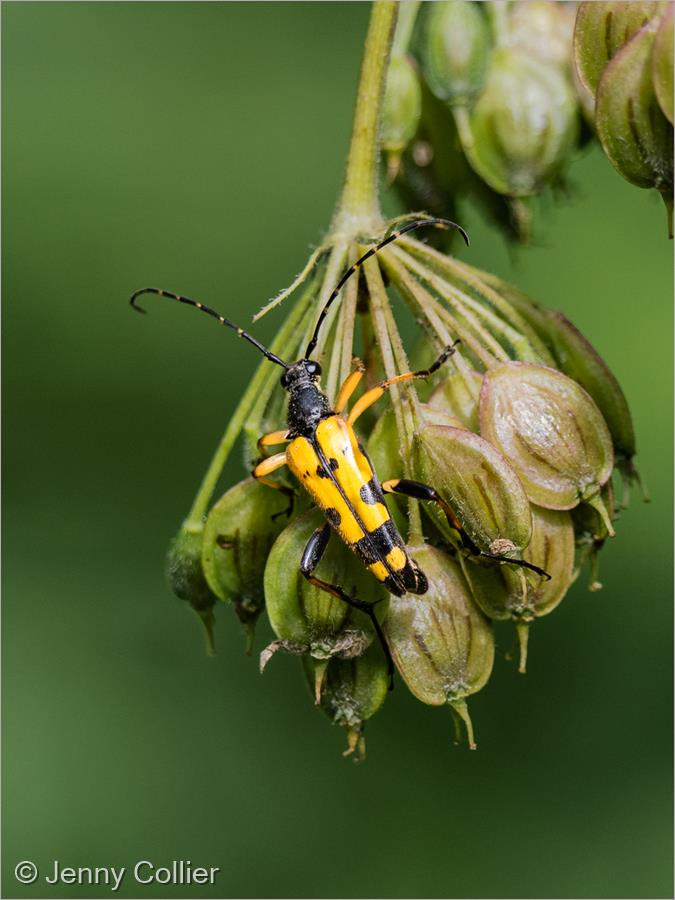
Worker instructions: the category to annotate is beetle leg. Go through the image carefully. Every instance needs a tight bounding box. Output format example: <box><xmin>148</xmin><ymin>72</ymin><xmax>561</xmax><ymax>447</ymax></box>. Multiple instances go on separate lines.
<box><xmin>256</xmin><ymin>428</ymin><xmax>290</xmax><ymax>459</ymax></box>
<box><xmin>300</xmin><ymin>523</ymin><xmax>395</xmax><ymax>689</ymax></box>
<box><xmin>333</xmin><ymin>360</ymin><xmax>366</xmax><ymax>415</ymax></box>
<box><xmin>347</xmin><ymin>342</ymin><xmax>459</xmax><ymax>426</ymax></box>
<box><xmin>252</xmin><ymin>452</ymin><xmax>295</xmax><ymax>519</ymax></box>
<box><xmin>257</xmin><ymin>429</ymin><xmax>290</xmax><ymax>458</ymax></box>
<box><xmin>382</xmin><ymin>478</ymin><xmax>550</xmax><ymax>580</ymax></box>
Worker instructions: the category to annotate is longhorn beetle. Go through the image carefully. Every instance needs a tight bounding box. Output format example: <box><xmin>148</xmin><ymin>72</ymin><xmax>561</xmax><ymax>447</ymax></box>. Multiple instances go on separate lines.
<box><xmin>131</xmin><ymin>218</ymin><xmax>548</xmax><ymax>681</ymax></box>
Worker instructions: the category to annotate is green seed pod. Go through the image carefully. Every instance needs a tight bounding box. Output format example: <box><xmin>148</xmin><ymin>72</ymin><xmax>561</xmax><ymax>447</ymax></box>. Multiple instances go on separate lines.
<box><xmin>572</xmin><ymin>54</ymin><xmax>598</xmax><ymax>127</ymax></box>
<box><xmin>384</xmin><ymin>544</ymin><xmax>494</xmax><ymax>748</ymax></box>
<box><xmin>303</xmin><ymin>641</ymin><xmax>389</xmax><ymax>761</ymax></box>
<box><xmin>479</xmin><ymin>362</ymin><xmax>615</xmax><ymax>524</ymax></box>
<box><xmin>418</xmin><ymin>401</ymin><xmax>465</xmax><ymax>431</ymax></box>
<box><xmin>412</xmin><ymin>422</ymin><xmax>533</xmax><ymax>558</ymax></box>
<box><xmin>503</xmin><ymin>294</ymin><xmax>635</xmax><ymax>453</ymax></box>
<box><xmin>461</xmin><ymin>506</ymin><xmax>575</xmax><ymax>672</ymax></box>
<box><xmin>471</xmin><ymin>278</ymin><xmax>639</xmax><ymax>485</ymax></box>
<box><xmin>382</xmin><ymin>55</ymin><xmax>422</xmax><ymax>179</ymax></box>
<box><xmin>573</xmin><ymin>1</ymin><xmax>665</xmax><ymax>101</ymax></box>
<box><xmin>262</xmin><ymin>510</ymin><xmax>388</xmax><ymax>700</ymax></box>
<box><xmin>460</xmin><ymin>48</ymin><xmax>579</xmax><ymax>197</ymax></box>
<box><xmin>541</xmin><ymin>312</ymin><xmax>641</xmax><ymax>499</ymax></box>
<box><xmin>166</xmin><ymin>525</ymin><xmax>218</xmax><ymax>656</ymax></box>
<box><xmin>201</xmin><ymin>478</ymin><xmax>289</xmax><ymax>652</ymax></box>
<box><xmin>572</xmin><ymin>479</ymin><xmax>617</xmax><ymax>592</ymax></box>
<box><xmin>595</xmin><ymin>19</ymin><xmax>673</xmax><ymax>229</ymax></box>
<box><xmin>653</xmin><ymin>5</ymin><xmax>674</xmax><ymax>124</ymax></box>
<box><xmin>428</xmin><ymin>369</ymin><xmax>483</xmax><ymax>431</ymax></box>
<box><xmin>509</xmin><ymin>1</ymin><xmax>576</xmax><ymax>69</ymax></box>
<box><xmin>419</xmin><ymin>0</ymin><xmax>491</xmax><ymax>105</ymax></box>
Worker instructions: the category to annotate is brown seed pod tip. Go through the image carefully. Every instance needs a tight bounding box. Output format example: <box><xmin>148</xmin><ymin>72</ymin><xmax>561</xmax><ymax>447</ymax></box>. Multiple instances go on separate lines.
<box><xmin>243</xmin><ymin>621</ymin><xmax>255</xmax><ymax>657</ymax></box>
<box><xmin>196</xmin><ymin>608</ymin><xmax>217</xmax><ymax>658</ymax></box>
<box><xmin>618</xmin><ymin>458</ymin><xmax>651</xmax><ymax>507</ymax></box>
<box><xmin>516</xmin><ymin>622</ymin><xmax>530</xmax><ymax>674</ymax></box>
<box><xmin>449</xmin><ymin>698</ymin><xmax>477</xmax><ymax>750</ymax></box>
<box><xmin>259</xmin><ymin>639</ymin><xmax>307</xmax><ymax>674</ymax></box>
<box><xmin>313</xmin><ymin>658</ymin><xmax>329</xmax><ymax>705</ymax></box>
<box><xmin>584</xmin><ymin>493</ymin><xmax>616</xmax><ymax>538</ymax></box>
<box><xmin>343</xmin><ymin>725</ymin><xmax>366</xmax><ymax>763</ymax></box>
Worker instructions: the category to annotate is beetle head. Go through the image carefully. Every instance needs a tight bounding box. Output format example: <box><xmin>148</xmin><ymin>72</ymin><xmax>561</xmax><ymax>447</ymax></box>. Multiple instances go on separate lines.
<box><xmin>280</xmin><ymin>359</ymin><xmax>322</xmax><ymax>389</ymax></box>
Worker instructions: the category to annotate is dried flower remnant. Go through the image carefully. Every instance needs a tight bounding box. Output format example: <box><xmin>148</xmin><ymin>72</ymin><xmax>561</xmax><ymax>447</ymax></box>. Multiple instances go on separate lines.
<box><xmin>304</xmin><ymin>642</ymin><xmax>390</xmax><ymax>761</ymax></box>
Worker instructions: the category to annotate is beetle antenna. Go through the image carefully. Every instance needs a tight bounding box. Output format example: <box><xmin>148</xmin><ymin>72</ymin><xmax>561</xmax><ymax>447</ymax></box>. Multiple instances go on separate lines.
<box><xmin>130</xmin><ymin>288</ymin><xmax>289</xmax><ymax>369</ymax></box>
<box><xmin>304</xmin><ymin>217</ymin><xmax>469</xmax><ymax>359</ymax></box>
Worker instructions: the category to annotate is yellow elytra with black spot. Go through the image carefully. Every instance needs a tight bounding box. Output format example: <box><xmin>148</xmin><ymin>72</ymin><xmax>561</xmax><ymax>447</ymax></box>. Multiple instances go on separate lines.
<box><xmin>286</xmin><ymin>414</ymin><xmax>426</xmax><ymax>596</ymax></box>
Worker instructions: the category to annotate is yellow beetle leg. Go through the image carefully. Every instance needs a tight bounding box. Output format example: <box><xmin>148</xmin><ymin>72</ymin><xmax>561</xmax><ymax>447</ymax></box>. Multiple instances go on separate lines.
<box><xmin>252</xmin><ymin>452</ymin><xmax>295</xmax><ymax>518</ymax></box>
<box><xmin>347</xmin><ymin>343</ymin><xmax>459</xmax><ymax>426</ymax></box>
<box><xmin>334</xmin><ymin>360</ymin><xmax>365</xmax><ymax>415</ymax></box>
<box><xmin>257</xmin><ymin>429</ymin><xmax>290</xmax><ymax>458</ymax></box>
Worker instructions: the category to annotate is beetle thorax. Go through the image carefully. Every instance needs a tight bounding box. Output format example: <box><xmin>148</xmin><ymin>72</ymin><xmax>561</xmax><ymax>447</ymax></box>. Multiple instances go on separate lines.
<box><xmin>282</xmin><ymin>360</ymin><xmax>331</xmax><ymax>436</ymax></box>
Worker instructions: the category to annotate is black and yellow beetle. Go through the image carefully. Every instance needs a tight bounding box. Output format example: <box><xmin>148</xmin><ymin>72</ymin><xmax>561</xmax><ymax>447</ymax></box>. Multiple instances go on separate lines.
<box><xmin>131</xmin><ymin>218</ymin><xmax>546</xmax><ymax>675</ymax></box>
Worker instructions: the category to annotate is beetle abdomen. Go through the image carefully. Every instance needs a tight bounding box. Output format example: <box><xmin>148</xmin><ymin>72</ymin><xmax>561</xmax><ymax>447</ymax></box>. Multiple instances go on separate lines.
<box><xmin>287</xmin><ymin>415</ymin><xmax>427</xmax><ymax>595</ymax></box>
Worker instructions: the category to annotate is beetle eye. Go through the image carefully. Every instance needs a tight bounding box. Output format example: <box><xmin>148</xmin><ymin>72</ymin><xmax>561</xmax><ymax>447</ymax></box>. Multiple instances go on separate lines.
<box><xmin>306</xmin><ymin>361</ymin><xmax>321</xmax><ymax>377</ymax></box>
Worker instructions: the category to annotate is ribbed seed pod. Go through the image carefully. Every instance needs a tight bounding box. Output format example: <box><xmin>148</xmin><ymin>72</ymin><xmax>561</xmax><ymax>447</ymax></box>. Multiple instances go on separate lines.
<box><xmin>460</xmin><ymin>48</ymin><xmax>579</xmax><ymax>198</ymax></box>
<box><xmin>473</xmin><ymin>276</ymin><xmax>640</xmax><ymax>497</ymax></box>
<box><xmin>652</xmin><ymin>5</ymin><xmax>674</xmax><ymax>124</ymax></box>
<box><xmin>303</xmin><ymin>642</ymin><xmax>389</xmax><ymax>761</ymax></box>
<box><xmin>201</xmin><ymin>477</ymin><xmax>290</xmax><ymax>651</ymax></box>
<box><xmin>479</xmin><ymin>362</ymin><xmax>614</xmax><ymax>524</ymax></box>
<box><xmin>382</xmin><ymin>55</ymin><xmax>422</xmax><ymax>179</ymax></box>
<box><xmin>412</xmin><ymin>422</ymin><xmax>533</xmax><ymax>559</ymax></box>
<box><xmin>261</xmin><ymin>510</ymin><xmax>388</xmax><ymax>701</ymax></box>
<box><xmin>595</xmin><ymin>19</ymin><xmax>673</xmax><ymax>208</ymax></box>
<box><xmin>573</xmin><ymin>1</ymin><xmax>666</xmax><ymax>102</ymax></box>
<box><xmin>461</xmin><ymin>506</ymin><xmax>575</xmax><ymax>672</ymax></box>
<box><xmin>419</xmin><ymin>0</ymin><xmax>491</xmax><ymax>106</ymax></box>
<box><xmin>428</xmin><ymin>369</ymin><xmax>483</xmax><ymax>432</ymax></box>
<box><xmin>167</xmin><ymin>526</ymin><xmax>218</xmax><ymax>655</ymax></box>
<box><xmin>508</xmin><ymin>1</ymin><xmax>576</xmax><ymax>69</ymax></box>
<box><xmin>384</xmin><ymin>544</ymin><xmax>494</xmax><ymax>748</ymax></box>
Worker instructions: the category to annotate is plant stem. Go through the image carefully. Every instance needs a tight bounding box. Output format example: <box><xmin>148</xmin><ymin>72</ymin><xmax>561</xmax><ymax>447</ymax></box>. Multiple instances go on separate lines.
<box><xmin>392</xmin><ymin>0</ymin><xmax>420</xmax><ymax>58</ymax></box>
<box><xmin>334</xmin><ymin>1</ymin><xmax>398</xmax><ymax>233</ymax></box>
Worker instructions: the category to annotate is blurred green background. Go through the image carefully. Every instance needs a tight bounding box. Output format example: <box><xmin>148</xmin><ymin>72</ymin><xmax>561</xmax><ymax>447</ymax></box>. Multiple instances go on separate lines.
<box><xmin>2</xmin><ymin>3</ymin><xmax>672</xmax><ymax>899</ymax></box>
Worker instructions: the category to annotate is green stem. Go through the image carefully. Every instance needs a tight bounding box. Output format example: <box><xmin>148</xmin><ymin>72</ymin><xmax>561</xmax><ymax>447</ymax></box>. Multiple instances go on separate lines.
<box><xmin>334</xmin><ymin>1</ymin><xmax>398</xmax><ymax>232</ymax></box>
<box><xmin>392</xmin><ymin>0</ymin><xmax>420</xmax><ymax>58</ymax></box>
<box><xmin>394</xmin><ymin>246</ymin><xmax>515</xmax><ymax>361</ymax></box>
<box><xmin>380</xmin><ymin>249</ymin><xmax>498</xmax><ymax>371</ymax></box>
<box><xmin>378</xmin><ymin>267</ymin><xmax>425</xmax><ymax>544</ymax></box>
